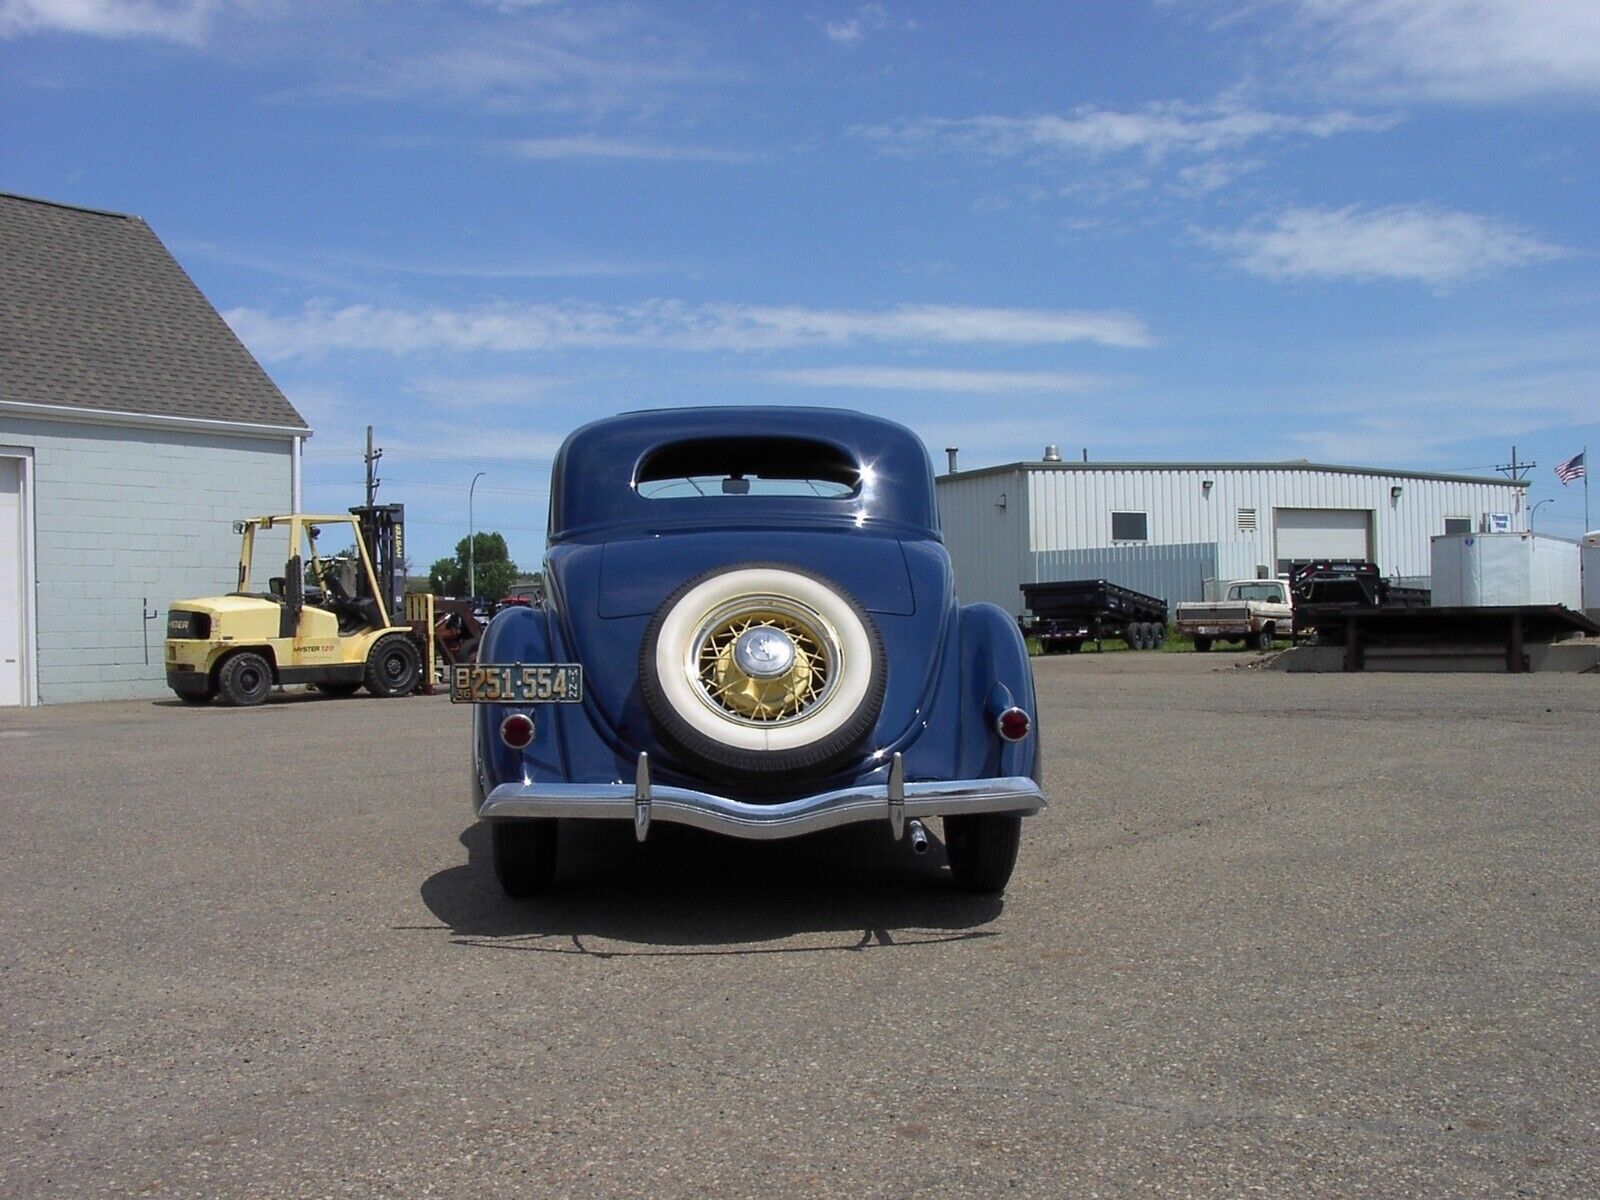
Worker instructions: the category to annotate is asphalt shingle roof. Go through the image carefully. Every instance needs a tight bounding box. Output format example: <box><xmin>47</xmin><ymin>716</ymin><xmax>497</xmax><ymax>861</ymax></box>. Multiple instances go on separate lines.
<box><xmin>0</xmin><ymin>193</ymin><xmax>307</xmax><ymax>431</ymax></box>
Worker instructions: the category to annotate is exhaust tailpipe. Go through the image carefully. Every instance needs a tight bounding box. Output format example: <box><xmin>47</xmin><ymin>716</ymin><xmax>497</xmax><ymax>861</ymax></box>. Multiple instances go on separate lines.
<box><xmin>907</xmin><ymin>818</ymin><xmax>930</xmax><ymax>855</ymax></box>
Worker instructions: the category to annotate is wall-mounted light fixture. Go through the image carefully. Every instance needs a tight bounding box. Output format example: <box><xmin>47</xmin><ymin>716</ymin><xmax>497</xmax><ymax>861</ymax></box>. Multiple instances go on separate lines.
<box><xmin>996</xmin><ymin>491</ymin><xmax>1008</xmax><ymax>510</ymax></box>
<box><xmin>1201</xmin><ymin>479</ymin><xmax>1214</xmax><ymax>494</ymax></box>
<box><xmin>1390</xmin><ymin>485</ymin><xmax>1404</xmax><ymax>500</ymax></box>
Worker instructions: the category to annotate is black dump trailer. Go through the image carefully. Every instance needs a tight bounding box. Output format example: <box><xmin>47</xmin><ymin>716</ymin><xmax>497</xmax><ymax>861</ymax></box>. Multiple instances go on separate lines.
<box><xmin>1288</xmin><ymin>559</ymin><xmax>1431</xmax><ymax>638</ymax></box>
<box><xmin>1020</xmin><ymin>579</ymin><xmax>1169</xmax><ymax>653</ymax></box>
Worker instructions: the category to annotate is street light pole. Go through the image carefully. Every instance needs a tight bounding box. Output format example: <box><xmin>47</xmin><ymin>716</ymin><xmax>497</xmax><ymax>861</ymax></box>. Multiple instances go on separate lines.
<box><xmin>1530</xmin><ymin>497</ymin><xmax>1553</xmax><ymax>530</ymax></box>
<box><xmin>468</xmin><ymin>471</ymin><xmax>486</xmax><ymax>598</ymax></box>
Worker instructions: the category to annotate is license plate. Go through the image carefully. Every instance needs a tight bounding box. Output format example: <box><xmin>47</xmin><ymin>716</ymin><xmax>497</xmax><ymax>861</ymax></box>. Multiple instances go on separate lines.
<box><xmin>1198</xmin><ymin>626</ymin><xmax>1220</xmax><ymax>635</ymax></box>
<box><xmin>451</xmin><ymin>663</ymin><xmax>583</xmax><ymax>704</ymax></box>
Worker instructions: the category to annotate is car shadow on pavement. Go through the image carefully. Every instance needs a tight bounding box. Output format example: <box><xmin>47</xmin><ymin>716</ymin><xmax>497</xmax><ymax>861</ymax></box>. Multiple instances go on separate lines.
<box><xmin>417</xmin><ymin>821</ymin><xmax>1005</xmax><ymax>958</ymax></box>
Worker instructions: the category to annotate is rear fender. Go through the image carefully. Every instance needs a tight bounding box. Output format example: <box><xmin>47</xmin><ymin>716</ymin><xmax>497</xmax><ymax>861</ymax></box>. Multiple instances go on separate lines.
<box><xmin>958</xmin><ymin>602</ymin><xmax>1040</xmax><ymax>782</ymax></box>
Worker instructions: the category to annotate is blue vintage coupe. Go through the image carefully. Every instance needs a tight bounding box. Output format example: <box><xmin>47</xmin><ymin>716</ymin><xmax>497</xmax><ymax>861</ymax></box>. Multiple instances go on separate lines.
<box><xmin>460</xmin><ymin>407</ymin><xmax>1045</xmax><ymax>895</ymax></box>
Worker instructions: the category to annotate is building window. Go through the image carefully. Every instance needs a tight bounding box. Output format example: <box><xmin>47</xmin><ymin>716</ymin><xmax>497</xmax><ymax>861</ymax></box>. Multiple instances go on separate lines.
<box><xmin>1110</xmin><ymin>511</ymin><xmax>1148</xmax><ymax>542</ymax></box>
<box><xmin>1444</xmin><ymin>517</ymin><xmax>1472</xmax><ymax>535</ymax></box>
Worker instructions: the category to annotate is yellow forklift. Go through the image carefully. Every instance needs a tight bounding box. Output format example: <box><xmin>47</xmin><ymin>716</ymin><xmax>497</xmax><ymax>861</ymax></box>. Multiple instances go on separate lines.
<box><xmin>165</xmin><ymin>504</ymin><xmax>436</xmax><ymax>706</ymax></box>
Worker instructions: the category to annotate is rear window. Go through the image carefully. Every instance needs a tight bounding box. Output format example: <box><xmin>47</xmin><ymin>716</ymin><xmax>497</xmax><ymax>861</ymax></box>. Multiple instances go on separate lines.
<box><xmin>1226</xmin><ymin>583</ymin><xmax>1284</xmax><ymax>602</ymax></box>
<box><xmin>635</xmin><ymin>436</ymin><xmax>861</xmax><ymax>500</ymax></box>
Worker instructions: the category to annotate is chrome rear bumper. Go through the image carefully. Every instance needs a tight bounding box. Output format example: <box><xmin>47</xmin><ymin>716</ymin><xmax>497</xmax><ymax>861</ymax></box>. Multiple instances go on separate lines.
<box><xmin>478</xmin><ymin>752</ymin><xmax>1044</xmax><ymax>843</ymax></box>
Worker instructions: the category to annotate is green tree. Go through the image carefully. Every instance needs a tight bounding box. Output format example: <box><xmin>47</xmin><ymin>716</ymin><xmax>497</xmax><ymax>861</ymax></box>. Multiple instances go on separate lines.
<box><xmin>429</xmin><ymin>531</ymin><xmax>517</xmax><ymax>600</ymax></box>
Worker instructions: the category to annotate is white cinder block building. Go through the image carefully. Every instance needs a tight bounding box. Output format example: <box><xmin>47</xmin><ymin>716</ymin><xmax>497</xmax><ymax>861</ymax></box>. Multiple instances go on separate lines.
<box><xmin>1</xmin><ymin>193</ymin><xmax>309</xmax><ymax>705</ymax></box>
<box><xmin>938</xmin><ymin>454</ymin><xmax>1528</xmax><ymax>615</ymax></box>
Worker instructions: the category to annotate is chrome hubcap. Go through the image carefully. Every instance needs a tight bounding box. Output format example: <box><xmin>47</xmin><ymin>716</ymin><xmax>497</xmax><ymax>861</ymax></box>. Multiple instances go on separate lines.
<box><xmin>732</xmin><ymin>626</ymin><xmax>797</xmax><ymax>679</ymax></box>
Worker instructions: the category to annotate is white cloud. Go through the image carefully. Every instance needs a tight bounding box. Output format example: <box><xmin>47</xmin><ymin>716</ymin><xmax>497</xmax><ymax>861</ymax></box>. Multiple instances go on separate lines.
<box><xmin>768</xmin><ymin>367</ymin><xmax>1118</xmax><ymax>394</ymax></box>
<box><xmin>1211</xmin><ymin>205</ymin><xmax>1567</xmax><ymax>286</ymax></box>
<box><xmin>855</xmin><ymin>102</ymin><xmax>1395</xmax><ymax>162</ymax></box>
<box><xmin>408</xmin><ymin>374</ymin><xmax>565</xmax><ymax>408</ymax></box>
<box><xmin>225</xmin><ymin>300</ymin><xmax>1155</xmax><ymax>359</ymax></box>
<box><xmin>505</xmin><ymin>134</ymin><xmax>751</xmax><ymax>162</ymax></box>
<box><xmin>1288</xmin><ymin>0</ymin><xmax>1600</xmax><ymax>102</ymax></box>
<box><xmin>825</xmin><ymin>3</ymin><xmax>887</xmax><ymax>44</ymax></box>
<box><xmin>0</xmin><ymin>0</ymin><xmax>212</xmax><ymax>42</ymax></box>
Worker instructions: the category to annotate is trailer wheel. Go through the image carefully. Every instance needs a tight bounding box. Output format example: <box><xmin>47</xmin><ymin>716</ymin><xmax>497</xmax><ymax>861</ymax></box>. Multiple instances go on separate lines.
<box><xmin>217</xmin><ymin>651</ymin><xmax>273</xmax><ymax>707</ymax></box>
<box><xmin>365</xmin><ymin>635</ymin><xmax>421</xmax><ymax>698</ymax></box>
<box><xmin>491</xmin><ymin>819</ymin><xmax>558</xmax><ymax>897</ymax></box>
<box><xmin>1152</xmin><ymin>623</ymin><xmax>1167</xmax><ymax>648</ymax></box>
<box><xmin>1192</xmin><ymin>636</ymin><xmax>1212</xmax><ymax>653</ymax></box>
<box><xmin>1125</xmin><ymin>624</ymin><xmax>1146</xmax><ymax>650</ymax></box>
<box><xmin>945</xmin><ymin>813</ymin><xmax>1023</xmax><ymax>893</ymax></box>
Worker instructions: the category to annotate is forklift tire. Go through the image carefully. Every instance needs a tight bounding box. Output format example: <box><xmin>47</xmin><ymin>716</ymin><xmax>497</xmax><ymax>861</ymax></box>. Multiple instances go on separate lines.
<box><xmin>217</xmin><ymin>651</ymin><xmax>273</xmax><ymax>707</ymax></box>
<box><xmin>365</xmin><ymin>635</ymin><xmax>421</xmax><ymax>698</ymax></box>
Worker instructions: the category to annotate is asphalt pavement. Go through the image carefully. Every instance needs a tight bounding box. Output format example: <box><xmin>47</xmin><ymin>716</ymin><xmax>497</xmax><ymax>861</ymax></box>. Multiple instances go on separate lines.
<box><xmin>2</xmin><ymin>655</ymin><xmax>1596</xmax><ymax>1197</ymax></box>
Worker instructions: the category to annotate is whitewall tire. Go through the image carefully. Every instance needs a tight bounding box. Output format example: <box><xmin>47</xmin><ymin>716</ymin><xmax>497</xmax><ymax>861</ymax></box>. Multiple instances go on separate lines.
<box><xmin>638</xmin><ymin>562</ymin><xmax>886</xmax><ymax>780</ymax></box>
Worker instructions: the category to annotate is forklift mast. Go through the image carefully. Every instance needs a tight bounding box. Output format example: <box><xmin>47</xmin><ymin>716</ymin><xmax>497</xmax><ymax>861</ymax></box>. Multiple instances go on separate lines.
<box><xmin>350</xmin><ymin>504</ymin><xmax>406</xmax><ymax>616</ymax></box>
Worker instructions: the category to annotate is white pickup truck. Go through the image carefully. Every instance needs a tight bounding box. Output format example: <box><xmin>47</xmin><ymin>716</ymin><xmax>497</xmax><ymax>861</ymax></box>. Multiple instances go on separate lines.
<box><xmin>1174</xmin><ymin>579</ymin><xmax>1293</xmax><ymax>652</ymax></box>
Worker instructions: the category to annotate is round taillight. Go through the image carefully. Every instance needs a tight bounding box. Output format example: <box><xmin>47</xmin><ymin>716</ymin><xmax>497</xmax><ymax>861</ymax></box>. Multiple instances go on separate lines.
<box><xmin>996</xmin><ymin>707</ymin><xmax>1031</xmax><ymax>742</ymax></box>
<box><xmin>499</xmin><ymin>712</ymin><xmax>535</xmax><ymax>749</ymax></box>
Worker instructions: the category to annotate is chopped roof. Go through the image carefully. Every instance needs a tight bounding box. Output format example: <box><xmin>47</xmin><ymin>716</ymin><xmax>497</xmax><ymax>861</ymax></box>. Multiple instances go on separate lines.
<box><xmin>0</xmin><ymin>192</ymin><xmax>306</xmax><ymax>432</ymax></box>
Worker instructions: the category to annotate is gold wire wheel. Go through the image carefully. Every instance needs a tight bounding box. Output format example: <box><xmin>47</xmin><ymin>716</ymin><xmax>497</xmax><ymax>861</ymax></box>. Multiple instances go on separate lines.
<box><xmin>688</xmin><ymin>599</ymin><xmax>840</xmax><ymax>726</ymax></box>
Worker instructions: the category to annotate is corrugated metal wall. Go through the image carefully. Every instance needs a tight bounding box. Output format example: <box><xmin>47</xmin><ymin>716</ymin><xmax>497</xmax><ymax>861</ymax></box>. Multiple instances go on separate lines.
<box><xmin>1024</xmin><ymin>465</ymin><xmax>1524</xmax><ymax>578</ymax></box>
<box><xmin>935</xmin><ymin>468</ymin><xmax>1028</xmax><ymax>611</ymax></box>
<box><xmin>1030</xmin><ymin>541</ymin><xmax>1259</xmax><ymax>609</ymax></box>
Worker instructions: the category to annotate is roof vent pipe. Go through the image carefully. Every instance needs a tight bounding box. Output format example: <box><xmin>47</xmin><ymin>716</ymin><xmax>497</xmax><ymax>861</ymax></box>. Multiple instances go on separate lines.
<box><xmin>1043</xmin><ymin>445</ymin><xmax>1061</xmax><ymax>462</ymax></box>
<box><xmin>945</xmin><ymin>447</ymin><xmax>959</xmax><ymax>474</ymax></box>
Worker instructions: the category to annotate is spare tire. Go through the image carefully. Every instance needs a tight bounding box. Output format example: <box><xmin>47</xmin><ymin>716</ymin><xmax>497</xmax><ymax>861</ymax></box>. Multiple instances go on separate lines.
<box><xmin>639</xmin><ymin>562</ymin><xmax>886</xmax><ymax>780</ymax></box>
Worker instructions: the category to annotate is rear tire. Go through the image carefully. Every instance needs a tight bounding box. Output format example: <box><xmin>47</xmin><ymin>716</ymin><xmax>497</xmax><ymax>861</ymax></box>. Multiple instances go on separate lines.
<box><xmin>1193</xmin><ymin>636</ymin><xmax>1212</xmax><ymax>653</ymax></box>
<box><xmin>365</xmin><ymin>636</ymin><xmax>421</xmax><ymax>698</ymax></box>
<box><xmin>944</xmin><ymin>813</ymin><xmax>1023</xmax><ymax>894</ymax></box>
<box><xmin>217</xmin><ymin>651</ymin><xmax>272</xmax><ymax>707</ymax></box>
<box><xmin>491</xmin><ymin>820</ymin><xmax>558</xmax><ymax>897</ymax></box>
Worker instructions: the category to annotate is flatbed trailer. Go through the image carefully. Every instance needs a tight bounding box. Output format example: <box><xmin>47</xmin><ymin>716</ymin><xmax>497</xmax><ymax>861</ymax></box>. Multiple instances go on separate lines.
<box><xmin>1020</xmin><ymin>579</ymin><xmax>1169</xmax><ymax>652</ymax></box>
<box><xmin>1299</xmin><ymin>603</ymin><xmax>1600</xmax><ymax>673</ymax></box>
<box><xmin>1289</xmin><ymin>560</ymin><xmax>1429</xmax><ymax>637</ymax></box>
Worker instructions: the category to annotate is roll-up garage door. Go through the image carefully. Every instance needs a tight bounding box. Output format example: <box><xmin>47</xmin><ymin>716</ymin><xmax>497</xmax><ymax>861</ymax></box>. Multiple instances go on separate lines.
<box><xmin>1274</xmin><ymin>508</ymin><xmax>1372</xmax><ymax>572</ymax></box>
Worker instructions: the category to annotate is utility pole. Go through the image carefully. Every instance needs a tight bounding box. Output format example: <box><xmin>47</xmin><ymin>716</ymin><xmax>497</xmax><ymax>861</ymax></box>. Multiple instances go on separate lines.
<box><xmin>1494</xmin><ymin>444</ymin><xmax>1535</xmax><ymax>482</ymax></box>
<box><xmin>364</xmin><ymin>425</ymin><xmax>383</xmax><ymax>505</ymax></box>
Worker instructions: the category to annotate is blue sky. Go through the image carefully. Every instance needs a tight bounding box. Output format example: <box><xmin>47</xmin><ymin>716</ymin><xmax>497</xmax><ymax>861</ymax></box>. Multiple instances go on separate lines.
<box><xmin>4</xmin><ymin>0</ymin><xmax>1597</xmax><ymax>569</ymax></box>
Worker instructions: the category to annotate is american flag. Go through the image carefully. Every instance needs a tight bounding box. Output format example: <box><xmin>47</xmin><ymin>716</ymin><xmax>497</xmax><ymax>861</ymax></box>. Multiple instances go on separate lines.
<box><xmin>1554</xmin><ymin>451</ymin><xmax>1585</xmax><ymax>485</ymax></box>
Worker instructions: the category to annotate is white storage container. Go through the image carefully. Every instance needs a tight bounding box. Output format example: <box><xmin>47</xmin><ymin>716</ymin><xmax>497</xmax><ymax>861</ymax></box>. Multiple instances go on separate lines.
<box><xmin>1583</xmin><ymin>531</ymin><xmax>1600</xmax><ymax>616</ymax></box>
<box><xmin>1430</xmin><ymin>532</ymin><xmax>1582</xmax><ymax>609</ymax></box>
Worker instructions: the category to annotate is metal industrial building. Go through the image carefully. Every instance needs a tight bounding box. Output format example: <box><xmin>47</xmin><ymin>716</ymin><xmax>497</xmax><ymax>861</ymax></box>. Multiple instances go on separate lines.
<box><xmin>938</xmin><ymin>452</ymin><xmax>1529</xmax><ymax>615</ymax></box>
<box><xmin>1</xmin><ymin>193</ymin><xmax>309</xmax><ymax>705</ymax></box>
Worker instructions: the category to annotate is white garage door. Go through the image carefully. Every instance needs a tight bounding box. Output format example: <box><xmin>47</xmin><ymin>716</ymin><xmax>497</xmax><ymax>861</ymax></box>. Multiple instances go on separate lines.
<box><xmin>1274</xmin><ymin>508</ymin><xmax>1372</xmax><ymax>572</ymax></box>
